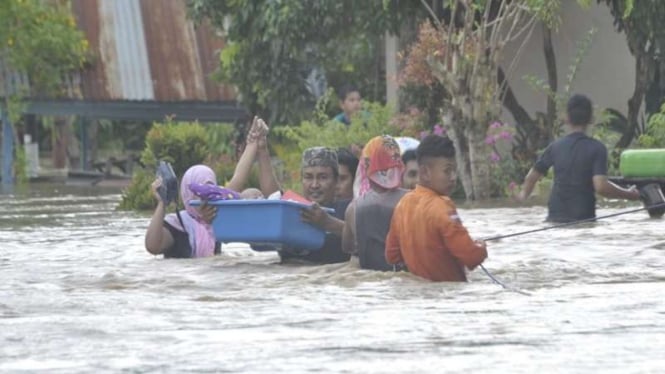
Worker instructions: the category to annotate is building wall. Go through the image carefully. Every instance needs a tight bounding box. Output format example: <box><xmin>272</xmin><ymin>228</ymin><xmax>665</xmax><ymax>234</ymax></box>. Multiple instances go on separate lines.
<box><xmin>59</xmin><ymin>0</ymin><xmax>234</xmax><ymax>101</ymax></box>
<box><xmin>502</xmin><ymin>2</ymin><xmax>635</xmax><ymax>123</ymax></box>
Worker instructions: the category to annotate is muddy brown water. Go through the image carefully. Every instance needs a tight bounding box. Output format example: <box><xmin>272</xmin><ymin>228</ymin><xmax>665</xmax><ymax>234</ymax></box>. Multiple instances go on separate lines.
<box><xmin>1</xmin><ymin>184</ymin><xmax>664</xmax><ymax>373</ymax></box>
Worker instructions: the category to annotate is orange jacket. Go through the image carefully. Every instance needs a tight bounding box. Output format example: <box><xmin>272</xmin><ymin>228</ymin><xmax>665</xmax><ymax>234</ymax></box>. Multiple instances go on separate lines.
<box><xmin>385</xmin><ymin>185</ymin><xmax>487</xmax><ymax>282</ymax></box>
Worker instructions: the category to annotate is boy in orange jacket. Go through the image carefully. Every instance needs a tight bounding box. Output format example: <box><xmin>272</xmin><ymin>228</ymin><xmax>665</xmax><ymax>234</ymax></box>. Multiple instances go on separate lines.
<box><xmin>385</xmin><ymin>135</ymin><xmax>487</xmax><ymax>281</ymax></box>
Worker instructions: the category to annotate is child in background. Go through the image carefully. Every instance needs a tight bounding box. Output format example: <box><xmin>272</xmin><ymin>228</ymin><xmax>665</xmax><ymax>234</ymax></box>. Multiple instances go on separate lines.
<box><xmin>333</xmin><ymin>84</ymin><xmax>362</xmax><ymax>126</ymax></box>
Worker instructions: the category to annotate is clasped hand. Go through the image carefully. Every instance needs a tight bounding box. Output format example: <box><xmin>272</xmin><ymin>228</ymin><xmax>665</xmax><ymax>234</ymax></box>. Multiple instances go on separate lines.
<box><xmin>198</xmin><ymin>202</ymin><xmax>217</xmax><ymax>224</ymax></box>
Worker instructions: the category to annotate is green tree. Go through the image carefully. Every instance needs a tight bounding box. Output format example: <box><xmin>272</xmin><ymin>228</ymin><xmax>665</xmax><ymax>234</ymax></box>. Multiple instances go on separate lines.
<box><xmin>597</xmin><ymin>0</ymin><xmax>665</xmax><ymax>148</ymax></box>
<box><xmin>0</xmin><ymin>0</ymin><xmax>89</xmax><ymax>182</ymax></box>
<box><xmin>186</xmin><ymin>0</ymin><xmax>422</xmax><ymax>125</ymax></box>
<box><xmin>0</xmin><ymin>0</ymin><xmax>89</xmax><ymax>97</ymax></box>
<box><xmin>398</xmin><ymin>0</ymin><xmax>575</xmax><ymax>199</ymax></box>
<box><xmin>637</xmin><ymin>103</ymin><xmax>665</xmax><ymax>148</ymax></box>
<box><xmin>400</xmin><ymin>0</ymin><xmax>595</xmax><ymax>190</ymax></box>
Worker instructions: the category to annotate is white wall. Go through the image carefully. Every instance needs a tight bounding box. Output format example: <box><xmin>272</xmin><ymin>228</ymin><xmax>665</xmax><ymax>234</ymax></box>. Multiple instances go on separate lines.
<box><xmin>501</xmin><ymin>1</ymin><xmax>635</xmax><ymax>123</ymax></box>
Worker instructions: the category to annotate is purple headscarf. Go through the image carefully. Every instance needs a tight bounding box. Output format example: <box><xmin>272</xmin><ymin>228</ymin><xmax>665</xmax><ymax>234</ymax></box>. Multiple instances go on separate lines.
<box><xmin>164</xmin><ymin>165</ymin><xmax>217</xmax><ymax>258</ymax></box>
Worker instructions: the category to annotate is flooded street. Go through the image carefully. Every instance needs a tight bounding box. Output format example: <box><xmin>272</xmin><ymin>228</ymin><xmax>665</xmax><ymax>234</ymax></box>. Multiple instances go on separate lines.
<box><xmin>1</xmin><ymin>185</ymin><xmax>664</xmax><ymax>373</ymax></box>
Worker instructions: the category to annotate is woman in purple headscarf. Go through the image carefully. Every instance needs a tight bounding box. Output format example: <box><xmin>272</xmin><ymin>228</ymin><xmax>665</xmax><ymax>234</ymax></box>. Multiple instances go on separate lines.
<box><xmin>145</xmin><ymin>165</ymin><xmax>220</xmax><ymax>258</ymax></box>
<box><xmin>145</xmin><ymin>117</ymin><xmax>274</xmax><ymax>258</ymax></box>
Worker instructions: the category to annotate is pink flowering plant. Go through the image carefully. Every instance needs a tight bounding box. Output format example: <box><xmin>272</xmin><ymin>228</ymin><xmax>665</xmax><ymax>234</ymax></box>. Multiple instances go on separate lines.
<box><xmin>389</xmin><ymin>106</ymin><xmax>429</xmax><ymax>139</ymax></box>
<box><xmin>418</xmin><ymin>123</ymin><xmax>446</xmax><ymax>140</ymax></box>
<box><xmin>485</xmin><ymin>121</ymin><xmax>520</xmax><ymax>197</ymax></box>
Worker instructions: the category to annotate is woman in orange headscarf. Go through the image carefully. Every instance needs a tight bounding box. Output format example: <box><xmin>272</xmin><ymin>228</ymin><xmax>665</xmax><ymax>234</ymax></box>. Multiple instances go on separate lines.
<box><xmin>342</xmin><ymin>135</ymin><xmax>408</xmax><ymax>271</ymax></box>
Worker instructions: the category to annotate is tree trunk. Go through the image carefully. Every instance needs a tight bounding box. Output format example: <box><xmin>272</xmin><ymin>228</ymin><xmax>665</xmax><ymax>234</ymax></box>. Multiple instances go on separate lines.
<box><xmin>466</xmin><ymin>123</ymin><xmax>491</xmax><ymax>200</ymax></box>
<box><xmin>499</xmin><ymin>23</ymin><xmax>558</xmax><ymax>164</ymax></box>
<box><xmin>617</xmin><ymin>52</ymin><xmax>654</xmax><ymax>149</ymax></box>
<box><xmin>542</xmin><ymin>23</ymin><xmax>558</xmax><ymax>133</ymax></box>
<box><xmin>444</xmin><ymin>108</ymin><xmax>473</xmax><ymax>199</ymax></box>
<box><xmin>644</xmin><ymin>61</ymin><xmax>665</xmax><ymax>116</ymax></box>
<box><xmin>444</xmin><ymin>106</ymin><xmax>492</xmax><ymax>200</ymax></box>
<box><xmin>499</xmin><ymin>67</ymin><xmax>536</xmax><ymax>161</ymax></box>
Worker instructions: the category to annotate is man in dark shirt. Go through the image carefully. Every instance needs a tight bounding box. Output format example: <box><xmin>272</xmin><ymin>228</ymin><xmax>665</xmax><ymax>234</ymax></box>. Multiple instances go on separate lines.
<box><xmin>518</xmin><ymin>94</ymin><xmax>640</xmax><ymax>222</ymax></box>
<box><xmin>279</xmin><ymin>147</ymin><xmax>351</xmax><ymax>264</ymax></box>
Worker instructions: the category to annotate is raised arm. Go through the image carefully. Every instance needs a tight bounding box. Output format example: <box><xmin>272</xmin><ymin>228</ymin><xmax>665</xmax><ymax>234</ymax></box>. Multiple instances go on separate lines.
<box><xmin>256</xmin><ymin>119</ymin><xmax>281</xmax><ymax>196</ymax></box>
<box><xmin>145</xmin><ymin>177</ymin><xmax>175</xmax><ymax>255</ymax></box>
<box><xmin>226</xmin><ymin>117</ymin><xmax>266</xmax><ymax>192</ymax></box>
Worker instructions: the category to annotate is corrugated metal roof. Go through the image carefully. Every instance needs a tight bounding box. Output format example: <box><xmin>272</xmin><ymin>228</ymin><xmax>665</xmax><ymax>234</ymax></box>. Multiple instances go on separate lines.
<box><xmin>2</xmin><ymin>0</ymin><xmax>234</xmax><ymax>102</ymax></box>
<box><xmin>109</xmin><ymin>0</ymin><xmax>154</xmax><ymax>100</ymax></box>
<box><xmin>80</xmin><ymin>0</ymin><xmax>234</xmax><ymax>101</ymax></box>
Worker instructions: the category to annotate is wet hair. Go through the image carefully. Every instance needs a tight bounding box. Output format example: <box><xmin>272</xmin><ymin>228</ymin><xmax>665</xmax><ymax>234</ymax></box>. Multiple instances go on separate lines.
<box><xmin>337</xmin><ymin>147</ymin><xmax>359</xmax><ymax>178</ymax></box>
<box><xmin>402</xmin><ymin>149</ymin><xmax>417</xmax><ymax>165</ymax></box>
<box><xmin>416</xmin><ymin>135</ymin><xmax>455</xmax><ymax>163</ymax></box>
<box><xmin>567</xmin><ymin>94</ymin><xmax>593</xmax><ymax>126</ymax></box>
<box><xmin>337</xmin><ymin>84</ymin><xmax>360</xmax><ymax>101</ymax></box>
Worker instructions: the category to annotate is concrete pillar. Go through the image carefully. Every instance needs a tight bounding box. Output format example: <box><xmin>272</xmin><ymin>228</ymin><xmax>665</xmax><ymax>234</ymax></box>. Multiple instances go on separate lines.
<box><xmin>23</xmin><ymin>134</ymin><xmax>39</xmax><ymax>178</ymax></box>
<box><xmin>52</xmin><ymin>116</ymin><xmax>68</xmax><ymax>169</ymax></box>
<box><xmin>79</xmin><ymin>117</ymin><xmax>88</xmax><ymax>171</ymax></box>
<box><xmin>385</xmin><ymin>31</ymin><xmax>399</xmax><ymax>110</ymax></box>
<box><xmin>1</xmin><ymin>108</ymin><xmax>14</xmax><ymax>185</ymax></box>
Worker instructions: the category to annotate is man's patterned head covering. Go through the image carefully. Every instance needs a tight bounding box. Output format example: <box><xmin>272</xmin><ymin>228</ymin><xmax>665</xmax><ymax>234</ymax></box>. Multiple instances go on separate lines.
<box><xmin>301</xmin><ymin>147</ymin><xmax>338</xmax><ymax>170</ymax></box>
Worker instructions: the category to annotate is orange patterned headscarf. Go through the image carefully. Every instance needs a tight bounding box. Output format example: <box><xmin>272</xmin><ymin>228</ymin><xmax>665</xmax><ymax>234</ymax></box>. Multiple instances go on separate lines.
<box><xmin>353</xmin><ymin>135</ymin><xmax>405</xmax><ymax>197</ymax></box>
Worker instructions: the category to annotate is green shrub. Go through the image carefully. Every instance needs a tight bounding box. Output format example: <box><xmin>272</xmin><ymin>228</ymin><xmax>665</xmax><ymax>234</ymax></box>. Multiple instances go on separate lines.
<box><xmin>638</xmin><ymin>103</ymin><xmax>665</xmax><ymax>148</ymax></box>
<box><xmin>274</xmin><ymin>101</ymin><xmax>398</xmax><ymax>150</ymax></box>
<box><xmin>117</xmin><ymin>168</ymin><xmax>154</xmax><ymax>211</ymax></box>
<box><xmin>140</xmin><ymin>121</ymin><xmax>210</xmax><ymax>176</ymax></box>
<box><xmin>591</xmin><ymin>121</ymin><xmax>623</xmax><ymax>175</ymax></box>
<box><xmin>119</xmin><ymin>121</ymin><xmax>213</xmax><ymax>210</ymax></box>
<box><xmin>118</xmin><ymin>121</ymin><xmax>250</xmax><ymax>210</ymax></box>
<box><xmin>272</xmin><ymin>101</ymin><xmax>406</xmax><ymax>191</ymax></box>
<box><xmin>485</xmin><ymin>122</ymin><xmax>524</xmax><ymax>198</ymax></box>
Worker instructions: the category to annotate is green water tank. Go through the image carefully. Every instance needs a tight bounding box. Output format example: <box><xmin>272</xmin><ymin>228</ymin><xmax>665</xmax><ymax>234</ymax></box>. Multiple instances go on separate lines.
<box><xmin>619</xmin><ymin>149</ymin><xmax>665</xmax><ymax>177</ymax></box>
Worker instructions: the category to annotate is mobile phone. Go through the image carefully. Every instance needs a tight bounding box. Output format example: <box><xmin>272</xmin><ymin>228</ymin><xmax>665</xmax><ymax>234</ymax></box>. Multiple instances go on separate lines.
<box><xmin>156</xmin><ymin>161</ymin><xmax>178</xmax><ymax>205</ymax></box>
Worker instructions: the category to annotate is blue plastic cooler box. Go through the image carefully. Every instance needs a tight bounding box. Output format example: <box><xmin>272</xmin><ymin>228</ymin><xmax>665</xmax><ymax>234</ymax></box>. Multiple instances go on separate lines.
<box><xmin>189</xmin><ymin>200</ymin><xmax>331</xmax><ymax>250</ymax></box>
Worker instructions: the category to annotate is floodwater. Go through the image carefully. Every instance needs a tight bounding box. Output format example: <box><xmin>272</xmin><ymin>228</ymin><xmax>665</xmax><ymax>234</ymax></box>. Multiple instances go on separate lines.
<box><xmin>1</xmin><ymin>184</ymin><xmax>664</xmax><ymax>373</ymax></box>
